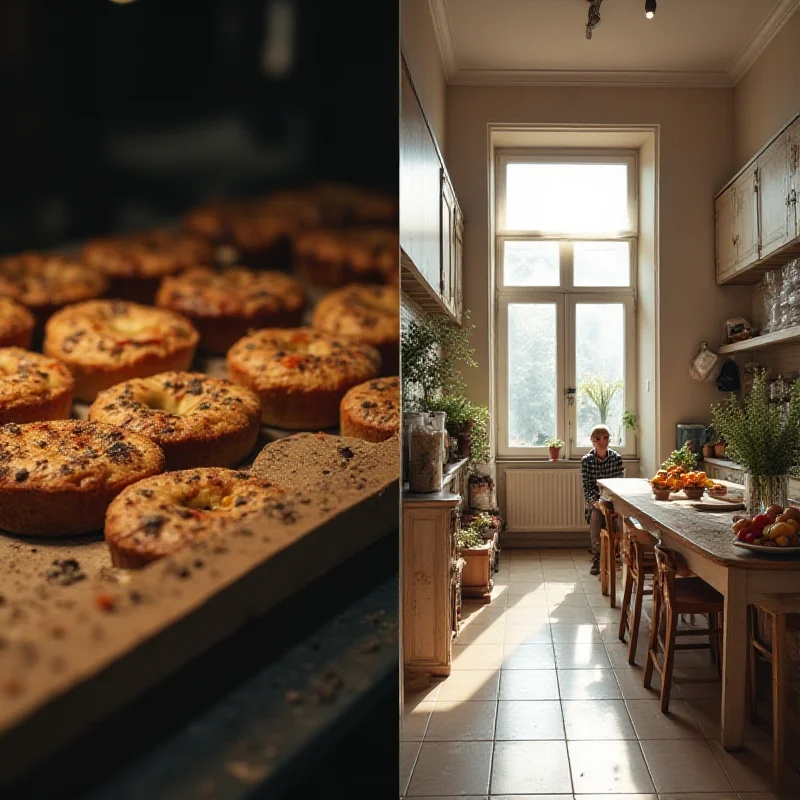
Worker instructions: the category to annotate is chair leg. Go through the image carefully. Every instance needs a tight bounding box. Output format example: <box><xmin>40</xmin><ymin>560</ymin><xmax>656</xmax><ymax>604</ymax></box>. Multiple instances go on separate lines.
<box><xmin>773</xmin><ymin>612</ymin><xmax>786</xmax><ymax>788</ymax></box>
<box><xmin>643</xmin><ymin>581</ymin><xmax>660</xmax><ymax>689</ymax></box>
<box><xmin>608</xmin><ymin>532</ymin><xmax>617</xmax><ymax>608</ymax></box>
<box><xmin>618</xmin><ymin>563</ymin><xmax>633</xmax><ymax>642</ymax></box>
<box><xmin>600</xmin><ymin>534</ymin><xmax>609</xmax><ymax>596</ymax></box>
<box><xmin>748</xmin><ymin>607</ymin><xmax>759</xmax><ymax>723</ymax></box>
<box><xmin>627</xmin><ymin>569</ymin><xmax>645</xmax><ymax>665</ymax></box>
<box><xmin>660</xmin><ymin>606</ymin><xmax>678</xmax><ymax>714</ymax></box>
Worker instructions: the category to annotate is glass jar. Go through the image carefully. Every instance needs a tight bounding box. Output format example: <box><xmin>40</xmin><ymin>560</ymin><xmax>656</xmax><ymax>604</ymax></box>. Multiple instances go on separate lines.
<box><xmin>428</xmin><ymin>411</ymin><xmax>448</xmax><ymax>467</ymax></box>
<box><xmin>745</xmin><ymin>473</ymin><xmax>789</xmax><ymax>516</ymax></box>
<box><xmin>408</xmin><ymin>412</ymin><xmax>444</xmax><ymax>493</ymax></box>
<box><xmin>403</xmin><ymin>412</ymin><xmax>425</xmax><ymax>485</ymax></box>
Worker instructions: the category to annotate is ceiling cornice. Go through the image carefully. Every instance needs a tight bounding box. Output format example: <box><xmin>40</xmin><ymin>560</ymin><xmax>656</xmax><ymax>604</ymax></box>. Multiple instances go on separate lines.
<box><xmin>430</xmin><ymin>0</ymin><xmax>800</xmax><ymax>89</ymax></box>
<box><xmin>729</xmin><ymin>0</ymin><xmax>800</xmax><ymax>85</ymax></box>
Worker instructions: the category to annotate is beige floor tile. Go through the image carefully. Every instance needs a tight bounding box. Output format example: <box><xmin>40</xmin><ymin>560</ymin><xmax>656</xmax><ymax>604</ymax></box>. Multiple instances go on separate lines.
<box><xmin>545</xmin><ymin>581</ymin><xmax>583</xmax><ymax>593</ymax></box>
<box><xmin>656</xmin><ymin>794</ymin><xmax>737</xmax><ymax>800</ymax></box>
<box><xmin>493</xmin><ymin>796</ymin><xmax>575</xmax><ymax>800</ymax></box>
<box><xmin>542</xmin><ymin>570</ymin><xmax>582</xmax><ymax>581</ymax></box>
<box><xmin>575</xmin><ymin>795</ymin><xmax>656</xmax><ymax>800</ymax></box>
<box><xmin>404</xmin><ymin>681</ymin><xmax>441</xmax><ymax>706</ymax></box>
<box><xmin>490</xmin><ymin>740</ymin><xmax>573</xmax><ymax>795</ymax></box>
<box><xmin>504</xmin><ymin>622</ymin><xmax>553</xmax><ymax>644</ymax></box>
<box><xmin>402</xmin><ymin>701</ymin><xmax>435</xmax><ymax>741</ymax></box>
<box><xmin>558</xmin><ymin>668</ymin><xmax>622</xmax><ymax>700</ymax></box>
<box><xmin>495</xmin><ymin>699</ymin><xmax>565</xmax><ymax>740</ymax></box>
<box><xmin>624</xmin><ymin>697</ymin><xmax>703</xmax><ymax>739</ymax></box>
<box><xmin>456</xmin><ymin>622</ymin><xmax>507</xmax><ymax>646</ymax></box>
<box><xmin>408</xmin><ymin>797</ymin><xmax>487</xmax><ymax>800</ymax></box>
<box><xmin>436</xmin><ymin>670</ymin><xmax>500</xmax><ymax>702</ymax></box>
<box><xmin>488</xmin><ymin>585</ymin><xmax>509</xmax><ymax>605</ymax></box>
<box><xmin>553</xmin><ymin>641</ymin><xmax>612</xmax><ymax>669</ymax></box>
<box><xmin>547</xmin><ymin>592</ymin><xmax>590</xmax><ymax>607</ymax></box>
<box><xmin>509</xmin><ymin>568</ymin><xmax>546</xmax><ymax>581</ymax></box>
<box><xmin>452</xmin><ymin>644</ymin><xmax>504</xmax><ymax>671</ymax></box>
<box><xmin>548</xmin><ymin>607</ymin><xmax>597</xmax><ymax>624</ymax></box>
<box><xmin>406</xmin><ymin>741</ymin><xmax>492</xmax><ymax>797</ymax></box>
<box><xmin>708</xmin><ymin>738</ymin><xmax>800</xmax><ymax>793</ymax></box>
<box><xmin>550</xmin><ymin>623</ymin><xmax>603</xmax><ymax>643</ymax></box>
<box><xmin>639</xmin><ymin>739</ymin><xmax>732</xmax><ymax>793</ymax></box>
<box><xmin>597</xmin><ymin>622</ymin><xmax>628</xmax><ymax>644</ymax></box>
<box><xmin>675</xmin><ymin>674</ymin><xmax>723</xmax><ymax>700</ymax></box>
<box><xmin>505</xmin><ymin>606</ymin><xmax>551</xmax><ymax>624</ymax></box>
<box><xmin>400</xmin><ymin>741</ymin><xmax>421</xmax><ymax>796</ymax></box>
<box><xmin>587</xmin><ymin>590</ymin><xmax>623</xmax><ymax>607</ymax></box>
<box><xmin>505</xmin><ymin>592</ymin><xmax>551</xmax><ymax>607</ymax></box>
<box><xmin>613</xmin><ymin>667</ymin><xmax>663</xmax><ymax>700</ymax></box>
<box><xmin>605</xmin><ymin>641</ymin><xmax>648</xmax><ymax>667</ymax></box>
<box><xmin>460</xmin><ymin>604</ymin><xmax>507</xmax><ymax>625</ymax></box>
<box><xmin>562</xmin><ymin>699</ymin><xmax>636</xmax><ymax>740</ymax></box>
<box><xmin>498</xmin><ymin>669</ymin><xmax>560</xmax><ymax>701</ymax></box>
<box><xmin>502</xmin><ymin>643</ymin><xmax>556</xmax><ymax>670</ymax></box>
<box><xmin>507</xmin><ymin>581</ymin><xmax>548</xmax><ymax>595</ymax></box>
<box><xmin>592</xmin><ymin>607</ymin><xmax>625</xmax><ymax>623</ymax></box>
<box><xmin>425</xmin><ymin>701</ymin><xmax>497</xmax><ymax>742</ymax></box>
<box><xmin>568</xmin><ymin>740</ymin><xmax>655</xmax><ymax>794</ymax></box>
<box><xmin>734</xmin><ymin>794</ymin><xmax>800</xmax><ymax>799</ymax></box>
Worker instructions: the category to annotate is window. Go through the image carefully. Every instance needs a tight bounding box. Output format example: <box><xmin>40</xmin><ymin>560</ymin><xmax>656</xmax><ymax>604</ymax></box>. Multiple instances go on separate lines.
<box><xmin>496</xmin><ymin>151</ymin><xmax>637</xmax><ymax>459</ymax></box>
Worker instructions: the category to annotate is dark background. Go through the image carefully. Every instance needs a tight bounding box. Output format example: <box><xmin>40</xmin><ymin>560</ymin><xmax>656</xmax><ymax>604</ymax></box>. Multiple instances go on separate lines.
<box><xmin>0</xmin><ymin>0</ymin><xmax>399</xmax><ymax>253</ymax></box>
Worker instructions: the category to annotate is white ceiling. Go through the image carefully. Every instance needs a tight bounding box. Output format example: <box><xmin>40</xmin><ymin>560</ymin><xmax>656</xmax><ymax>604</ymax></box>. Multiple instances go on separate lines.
<box><xmin>431</xmin><ymin>0</ymin><xmax>800</xmax><ymax>86</ymax></box>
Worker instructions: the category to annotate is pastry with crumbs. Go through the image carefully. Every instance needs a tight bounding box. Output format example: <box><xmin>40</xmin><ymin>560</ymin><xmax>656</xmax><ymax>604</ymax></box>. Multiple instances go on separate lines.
<box><xmin>339</xmin><ymin>376</ymin><xmax>399</xmax><ymax>443</ymax></box>
<box><xmin>0</xmin><ymin>348</ymin><xmax>74</xmax><ymax>425</ymax></box>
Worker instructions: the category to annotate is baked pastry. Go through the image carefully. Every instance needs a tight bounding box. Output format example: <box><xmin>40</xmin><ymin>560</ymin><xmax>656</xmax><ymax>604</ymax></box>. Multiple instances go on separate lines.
<box><xmin>293</xmin><ymin>227</ymin><xmax>398</xmax><ymax>287</ymax></box>
<box><xmin>0</xmin><ymin>348</ymin><xmax>74</xmax><ymax>425</ymax></box>
<box><xmin>0</xmin><ymin>252</ymin><xmax>108</xmax><ymax>335</ymax></box>
<box><xmin>80</xmin><ymin>229</ymin><xmax>214</xmax><ymax>303</ymax></box>
<box><xmin>227</xmin><ymin>327</ymin><xmax>381</xmax><ymax>429</ymax></box>
<box><xmin>155</xmin><ymin>266</ymin><xmax>306</xmax><ymax>354</ymax></box>
<box><xmin>312</xmin><ymin>284</ymin><xmax>399</xmax><ymax>374</ymax></box>
<box><xmin>0</xmin><ymin>419</ymin><xmax>164</xmax><ymax>537</ymax></box>
<box><xmin>88</xmin><ymin>372</ymin><xmax>261</xmax><ymax>471</ymax></box>
<box><xmin>0</xmin><ymin>298</ymin><xmax>35</xmax><ymax>349</ymax></box>
<box><xmin>339</xmin><ymin>377</ymin><xmax>399</xmax><ymax>443</ymax></box>
<box><xmin>104</xmin><ymin>468</ymin><xmax>285</xmax><ymax>568</ymax></box>
<box><xmin>43</xmin><ymin>300</ymin><xmax>199</xmax><ymax>402</ymax></box>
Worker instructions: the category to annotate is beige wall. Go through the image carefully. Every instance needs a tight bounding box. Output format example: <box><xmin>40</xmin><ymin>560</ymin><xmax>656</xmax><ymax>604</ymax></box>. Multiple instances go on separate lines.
<box><xmin>445</xmin><ymin>86</ymin><xmax>752</xmax><ymax>466</ymax></box>
<box><xmin>401</xmin><ymin>0</ymin><xmax>447</xmax><ymax>152</ymax></box>
<box><xmin>733</xmin><ymin>9</ymin><xmax>800</xmax><ymax>170</ymax></box>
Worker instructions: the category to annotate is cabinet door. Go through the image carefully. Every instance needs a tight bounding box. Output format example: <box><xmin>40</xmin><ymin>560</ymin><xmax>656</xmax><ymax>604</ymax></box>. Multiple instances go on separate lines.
<box><xmin>757</xmin><ymin>133</ymin><xmax>790</xmax><ymax>258</ymax></box>
<box><xmin>787</xmin><ymin>118</ymin><xmax>800</xmax><ymax>239</ymax></box>
<box><xmin>400</xmin><ymin>67</ymin><xmax>442</xmax><ymax>293</ymax></box>
<box><xmin>734</xmin><ymin>170</ymin><xmax>759</xmax><ymax>272</ymax></box>
<box><xmin>440</xmin><ymin>169</ymin><xmax>454</xmax><ymax>309</ymax></box>
<box><xmin>452</xmin><ymin>204</ymin><xmax>464</xmax><ymax>324</ymax></box>
<box><xmin>715</xmin><ymin>188</ymin><xmax>736</xmax><ymax>283</ymax></box>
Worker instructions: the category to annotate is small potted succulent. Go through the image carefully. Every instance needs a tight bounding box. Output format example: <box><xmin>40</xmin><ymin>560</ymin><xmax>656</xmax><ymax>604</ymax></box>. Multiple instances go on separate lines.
<box><xmin>545</xmin><ymin>437</ymin><xmax>564</xmax><ymax>461</ymax></box>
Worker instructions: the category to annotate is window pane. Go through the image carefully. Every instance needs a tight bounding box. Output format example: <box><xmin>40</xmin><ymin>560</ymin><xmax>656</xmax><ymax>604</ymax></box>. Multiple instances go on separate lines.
<box><xmin>575</xmin><ymin>303</ymin><xmax>626</xmax><ymax>448</ymax></box>
<box><xmin>506</xmin><ymin>162</ymin><xmax>629</xmax><ymax>233</ymax></box>
<box><xmin>508</xmin><ymin>303</ymin><xmax>556</xmax><ymax>447</ymax></box>
<box><xmin>504</xmin><ymin>241</ymin><xmax>560</xmax><ymax>286</ymax></box>
<box><xmin>574</xmin><ymin>241</ymin><xmax>630</xmax><ymax>287</ymax></box>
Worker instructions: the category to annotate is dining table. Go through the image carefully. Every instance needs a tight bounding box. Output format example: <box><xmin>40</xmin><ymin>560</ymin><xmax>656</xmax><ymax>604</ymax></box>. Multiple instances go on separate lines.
<box><xmin>599</xmin><ymin>476</ymin><xmax>800</xmax><ymax>752</ymax></box>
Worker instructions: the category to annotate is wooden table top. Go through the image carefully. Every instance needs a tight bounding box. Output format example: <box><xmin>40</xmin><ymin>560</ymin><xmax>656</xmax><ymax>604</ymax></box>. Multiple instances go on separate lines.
<box><xmin>598</xmin><ymin>477</ymin><xmax>800</xmax><ymax>570</ymax></box>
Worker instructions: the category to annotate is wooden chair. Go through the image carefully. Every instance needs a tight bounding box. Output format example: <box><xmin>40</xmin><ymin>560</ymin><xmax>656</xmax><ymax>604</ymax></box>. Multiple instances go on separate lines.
<box><xmin>598</xmin><ymin>499</ymin><xmax>620</xmax><ymax>606</ymax></box>
<box><xmin>747</xmin><ymin>598</ymin><xmax>800</xmax><ymax>787</ymax></box>
<box><xmin>644</xmin><ymin>545</ymin><xmax>724</xmax><ymax>713</ymax></box>
<box><xmin>618</xmin><ymin>517</ymin><xmax>656</xmax><ymax>664</ymax></box>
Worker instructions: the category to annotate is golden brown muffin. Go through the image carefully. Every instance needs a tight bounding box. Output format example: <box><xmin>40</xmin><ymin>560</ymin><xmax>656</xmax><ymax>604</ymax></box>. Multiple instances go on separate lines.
<box><xmin>293</xmin><ymin>227</ymin><xmax>398</xmax><ymax>288</ymax></box>
<box><xmin>0</xmin><ymin>419</ymin><xmax>164</xmax><ymax>537</ymax></box>
<box><xmin>0</xmin><ymin>298</ymin><xmax>35</xmax><ymax>349</ymax></box>
<box><xmin>80</xmin><ymin>229</ymin><xmax>214</xmax><ymax>303</ymax></box>
<box><xmin>339</xmin><ymin>377</ymin><xmax>399</xmax><ymax>443</ymax></box>
<box><xmin>0</xmin><ymin>348</ymin><xmax>74</xmax><ymax>425</ymax></box>
<box><xmin>0</xmin><ymin>252</ymin><xmax>108</xmax><ymax>336</ymax></box>
<box><xmin>227</xmin><ymin>327</ymin><xmax>381</xmax><ymax>430</ymax></box>
<box><xmin>104</xmin><ymin>467</ymin><xmax>285</xmax><ymax>568</ymax></box>
<box><xmin>43</xmin><ymin>300</ymin><xmax>199</xmax><ymax>403</ymax></box>
<box><xmin>155</xmin><ymin>266</ymin><xmax>307</xmax><ymax>354</ymax></box>
<box><xmin>89</xmin><ymin>372</ymin><xmax>261</xmax><ymax>471</ymax></box>
<box><xmin>312</xmin><ymin>284</ymin><xmax>399</xmax><ymax>375</ymax></box>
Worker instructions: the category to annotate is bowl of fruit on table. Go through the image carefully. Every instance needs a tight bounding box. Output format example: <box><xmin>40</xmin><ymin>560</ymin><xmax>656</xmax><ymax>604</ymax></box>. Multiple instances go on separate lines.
<box><xmin>650</xmin><ymin>467</ymin><xmax>712</xmax><ymax>501</ymax></box>
<box><xmin>732</xmin><ymin>505</ymin><xmax>800</xmax><ymax>553</ymax></box>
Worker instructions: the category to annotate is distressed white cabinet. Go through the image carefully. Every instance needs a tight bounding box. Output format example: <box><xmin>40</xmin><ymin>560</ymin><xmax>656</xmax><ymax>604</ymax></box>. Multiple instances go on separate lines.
<box><xmin>757</xmin><ymin>132</ymin><xmax>790</xmax><ymax>259</ymax></box>
<box><xmin>715</xmin><ymin>188</ymin><xmax>736</xmax><ymax>283</ymax></box>
<box><xmin>439</xmin><ymin>169</ymin><xmax>464</xmax><ymax>323</ymax></box>
<box><xmin>733</xmin><ymin>169</ymin><xmax>759</xmax><ymax>274</ymax></box>
<box><xmin>787</xmin><ymin>118</ymin><xmax>800</xmax><ymax>239</ymax></box>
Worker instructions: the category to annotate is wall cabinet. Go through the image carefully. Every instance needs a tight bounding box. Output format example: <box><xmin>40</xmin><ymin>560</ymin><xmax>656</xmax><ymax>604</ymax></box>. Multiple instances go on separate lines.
<box><xmin>715</xmin><ymin>113</ymin><xmax>800</xmax><ymax>284</ymax></box>
<box><xmin>400</xmin><ymin>58</ymin><xmax>464</xmax><ymax>324</ymax></box>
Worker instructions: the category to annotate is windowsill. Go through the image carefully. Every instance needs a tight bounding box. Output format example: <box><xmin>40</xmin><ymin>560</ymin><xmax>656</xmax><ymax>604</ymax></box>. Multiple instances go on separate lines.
<box><xmin>495</xmin><ymin>457</ymin><xmax>640</xmax><ymax>466</ymax></box>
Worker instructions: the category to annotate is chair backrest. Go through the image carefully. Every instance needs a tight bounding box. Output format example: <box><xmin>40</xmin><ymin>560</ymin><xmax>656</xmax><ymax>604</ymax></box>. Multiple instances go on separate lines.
<box><xmin>599</xmin><ymin>498</ymin><xmax>618</xmax><ymax>533</ymax></box>
<box><xmin>654</xmin><ymin>544</ymin><xmax>679</xmax><ymax>616</ymax></box>
<box><xmin>623</xmin><ymin>517</ymin><xmax>656</xmax><ymax>575</ymax></box>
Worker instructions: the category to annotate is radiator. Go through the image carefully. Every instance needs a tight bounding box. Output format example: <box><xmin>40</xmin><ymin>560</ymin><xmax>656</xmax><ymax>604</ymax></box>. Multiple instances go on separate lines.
<box><xmin>505</xmin><ymin>469</ymin><xmax>587</xmax><ymax>532</ymax></box>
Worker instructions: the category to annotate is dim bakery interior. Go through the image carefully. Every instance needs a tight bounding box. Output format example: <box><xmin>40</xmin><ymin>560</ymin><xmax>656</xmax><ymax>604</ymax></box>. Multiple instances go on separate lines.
<box><xmin>0</xmin><ymin>2</ymin><xmax>400</xmax><ymax>798</ymax></box>
<box><xmin>401</xmin><ymin>0</ymin><xmax>800</xmax><ymax>796</ymax></box>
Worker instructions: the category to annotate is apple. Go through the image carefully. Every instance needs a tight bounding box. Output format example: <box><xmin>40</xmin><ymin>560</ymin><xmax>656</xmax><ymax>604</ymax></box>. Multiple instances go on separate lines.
<box><xmin>738</xmin><ymin>529</ymin><xmax>751</xmax><ymax>541</ymax></box>
<box><xmin>752</xmin><ymin>514</ymin><xmax>771</xmax><ymax>532</ymax></box>
<box><xmin>766</xmin><ymin>504</ymin><xmax>784</xmax><ymax>521</ymax></box>
<box><xmin>745</xmin><ymin>532</ymin><xmax>758</xmax><ymax>543</ymax></box>
<box><xmin>733</xmin><ymin>518</ymin><xmax>753</xmax><ymax>534</ymax></box>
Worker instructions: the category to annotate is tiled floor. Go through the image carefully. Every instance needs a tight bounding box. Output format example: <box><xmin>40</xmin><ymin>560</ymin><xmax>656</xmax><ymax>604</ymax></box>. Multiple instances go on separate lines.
<box><xmin>401</xmin><ymin>547</ymin><xmax>800</xmax><ymax>799</ymax></box>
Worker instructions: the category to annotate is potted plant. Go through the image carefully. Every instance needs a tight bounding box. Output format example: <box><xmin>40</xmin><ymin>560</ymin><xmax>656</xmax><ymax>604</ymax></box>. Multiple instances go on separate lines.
<box><xmin>545</xmin><ymin>437</ymin><xmax>564</xmax><ymax>461</ymax></box>
<box><xmin>423</xmin><ymin>393</ymin><xmax>490</xmax><ymax>465</ymax></box>
<box><xmin>712</xmin><ymin>368</ymin><xmax>800</xmax><ymax>515</ymax></box>
<box><xmin>579</xmin><ymin>376</ymin><xmax>624</xmax><ymax>424</ymax></box>
<box><xmin>457</xmin><ymin>520</ymin><xmax>493</xmax><ymax>603</ymax></box>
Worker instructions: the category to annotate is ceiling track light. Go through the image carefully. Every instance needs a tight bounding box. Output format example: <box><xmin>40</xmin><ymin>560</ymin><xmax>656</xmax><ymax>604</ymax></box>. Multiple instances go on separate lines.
<box><xmin>585</xmin><ymin>0</ymin><xmax>603</xmax><ymax>40</ymax></box>
<box><xmin>645</xmin><ymin>0</ymin><xmax>657</xmax><ymax>19</ymax></box>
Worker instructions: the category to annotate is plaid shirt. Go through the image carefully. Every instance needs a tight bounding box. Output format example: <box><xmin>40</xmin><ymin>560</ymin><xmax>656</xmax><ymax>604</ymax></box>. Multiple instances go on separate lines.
<box><xmin>581</xmin><ymin>448</ymin><xmax>624</xmax><ymax>522</ymax></box>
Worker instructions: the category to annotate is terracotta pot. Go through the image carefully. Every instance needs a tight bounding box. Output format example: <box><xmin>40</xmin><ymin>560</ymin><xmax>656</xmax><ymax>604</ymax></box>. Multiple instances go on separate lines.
<box><xmin>714</xmin><ymin>442</ymin><xmax>727</xmax><ymax>458</ymax></box>
<box><xmin>682</xmin><ymin>487</ymin><xmax>704</xmax><ymax>500</ymax></box>
<box><xmin>652</xmin><ymin>487</ymin><xmax>672</xmax><ymax>501</ymax></box>
<box><xmin>460</xmin><ymin>543</ymin><xmax>492</xmax><ymax>600</ymax></box>
<box><xmin>446</xmin><ymin>421</ymin><xmax>473</xmax><ymax>459</ymax></box>
<box><xmin>549</xmin><ymin>446</ymin><xmax>561</xmax><ymax>461</ymax></box>
<box><xmin>702</xmin><ymin>444</ymin><xmax>714</xmax><ymax>459</ymax></box>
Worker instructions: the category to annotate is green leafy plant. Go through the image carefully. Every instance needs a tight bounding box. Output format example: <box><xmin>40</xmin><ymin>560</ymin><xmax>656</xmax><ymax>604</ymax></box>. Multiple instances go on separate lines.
<box><xmin>423</xmin><ymin>393</ymin><xmax>490</xmax><ymax>465</ymax></box>
<box><xmin>401</xmin><ymin>311</ymin><xmax>477</xmax><ymax>408</ymax></box>
<box><xmin>544</xmin><ymin>437</ymin><xmax>564</xmax><ymax>448</ymax></box>
<box><xmin>579</xmin><ymin>376</ymin><xmax>624</xmax><ymax>424</ymax></box>
<box><xmin>456</xmin><ymin>522</ymin><xmax>487</xmax><ymax>549</ymax></box>
<box><xmin>622</xmin><ymin>411</ymin><xmax>637</xmax><ymax>432</ymax></box>
<box><xmin>660</xmin><ymin>443</ymin><xmax>699</xmax><ymax>472</ymax></box>
<box><xmin>711</xmin><ymin>368</ymin><xmax>800</xmax><ymax>476</ymax></box>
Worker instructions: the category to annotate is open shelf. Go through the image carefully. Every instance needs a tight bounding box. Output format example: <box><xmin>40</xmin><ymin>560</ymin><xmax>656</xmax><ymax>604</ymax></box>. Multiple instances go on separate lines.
<box><xmin>718</xmin><ymin>324</ymin><xmax>800</xmax><ymax>354</ymax></box>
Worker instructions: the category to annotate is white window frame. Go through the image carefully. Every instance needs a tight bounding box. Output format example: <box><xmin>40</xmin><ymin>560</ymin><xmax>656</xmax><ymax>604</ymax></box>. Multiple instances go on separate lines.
<box><xmin>495</xmin><ymin>149</ymin><xmax>638</xmax><ymax>460</ymax></box>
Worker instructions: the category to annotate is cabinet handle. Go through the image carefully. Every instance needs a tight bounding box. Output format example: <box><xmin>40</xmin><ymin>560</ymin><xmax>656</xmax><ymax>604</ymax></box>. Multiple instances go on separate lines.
<box><xmin>792</xmin><ymin>189</ymin><xmax>797</xmax><ymax>206</ymax></box>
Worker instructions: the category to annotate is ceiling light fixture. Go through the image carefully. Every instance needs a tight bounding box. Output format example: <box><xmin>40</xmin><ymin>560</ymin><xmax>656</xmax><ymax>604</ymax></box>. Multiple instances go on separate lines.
<box><xmin>645</xmin><ymin>0</ymin><xmax>657</xmax><ymax>19</ymax></box>
<box><xmin>585</xmin><ymin>0</ymin><xmax>603</xmax><ymax>40</ymax></box>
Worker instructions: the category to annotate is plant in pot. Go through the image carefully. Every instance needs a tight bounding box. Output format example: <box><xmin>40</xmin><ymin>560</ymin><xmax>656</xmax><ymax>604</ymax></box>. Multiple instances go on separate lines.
<box><xmin>457</xmin><ymin>520</ymin><xmax>493</xmax><ymax>602</ymax></box>
<box><xmin>579</xmin><ymin>376</ymin><xmax>624</xmax><ymax>424</ymax></box>
<box><xmin>423</xmin><ymin>393</ymin><xmax>490</xmax><ymax>464</ymax></box>
<box><xmin>712</xmin><ymin>368</ymin><xmax>800</xmax><ymax>515</ymax></box>
<box><xmin>545</xmin><ymin>437</ymin><xmax>564</xmax><ymax>461</ymax></box>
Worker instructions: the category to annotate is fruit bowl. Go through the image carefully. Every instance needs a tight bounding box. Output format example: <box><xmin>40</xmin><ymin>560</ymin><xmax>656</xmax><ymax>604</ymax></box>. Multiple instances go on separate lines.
<box><xmin>682</xmin><ymin>487</ymin><xmax>704</xmax><ymax>500</ymax></box>
<box><xmin>652</xmin><ymin>487</ymin><xmax>672</xmax><ymax>501</ymax></box>
<box><xmin>732</xmin><ymin>539</ymin><xmax>800</xmax><ymax>556</ymax></box>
